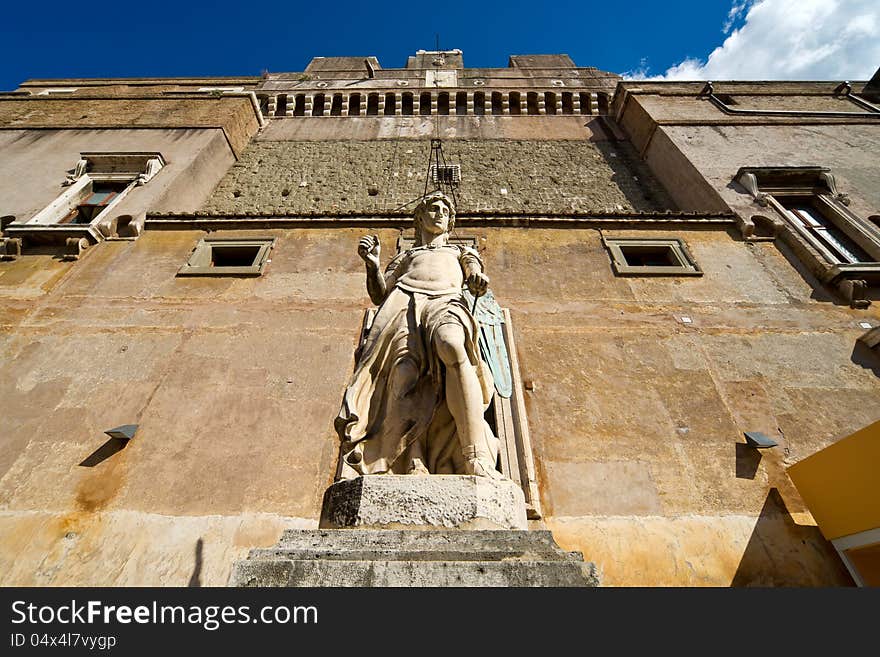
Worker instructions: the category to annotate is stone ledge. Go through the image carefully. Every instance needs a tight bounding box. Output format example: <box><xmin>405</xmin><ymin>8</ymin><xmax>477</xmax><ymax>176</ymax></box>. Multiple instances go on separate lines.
<box><xmin>232</xmin><ymin>558</ymin><xmax>599</xmax><ymax>587</ymax></box>
<box><xmin>230</xmin><ymin>528</ymin><xmax>600</xmax><ymax>587</ymax></box>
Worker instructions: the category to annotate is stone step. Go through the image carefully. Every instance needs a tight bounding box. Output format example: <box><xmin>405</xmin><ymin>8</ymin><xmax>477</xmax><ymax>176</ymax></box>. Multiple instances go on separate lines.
<box><xmin>255</xmin><ymin>529</ymin><xmax>581</xmax><ymax>562</ymax></box>
<box><xmin>231</xmin><ymin>558</ymin><xmax>599</xmax><ymax>587</ymax></box>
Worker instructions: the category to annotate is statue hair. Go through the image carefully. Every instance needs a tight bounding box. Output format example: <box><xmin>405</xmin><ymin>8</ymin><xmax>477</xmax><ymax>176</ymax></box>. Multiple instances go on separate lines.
<box><xmin>413</xmin><ymin>191</ymin><xmax>456</xmax><ymax>244</ymax></box>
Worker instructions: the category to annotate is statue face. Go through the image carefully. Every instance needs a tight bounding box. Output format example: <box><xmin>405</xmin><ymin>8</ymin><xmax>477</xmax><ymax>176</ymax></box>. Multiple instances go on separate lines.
<box><xmin>419</xmin><ymin>198</ymin><xmax>451</xmax><ymax>236</ymax></box>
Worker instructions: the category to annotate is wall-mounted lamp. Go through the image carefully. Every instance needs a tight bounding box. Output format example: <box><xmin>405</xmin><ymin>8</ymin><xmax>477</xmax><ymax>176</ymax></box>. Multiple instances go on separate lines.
<box><xmin>744</xmin><ymin>431</ymin><xmax>777</xmax><ymax>449</ymax></box>
<box><xmin>105</xmin><ymin>424</ymin><xmax>138</xmax><ymax>441</ymax></box>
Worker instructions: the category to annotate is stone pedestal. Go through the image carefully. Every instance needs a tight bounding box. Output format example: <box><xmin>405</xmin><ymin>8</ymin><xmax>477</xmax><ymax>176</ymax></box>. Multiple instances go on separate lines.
<box><xmin>319</xmin><ymin>475</ymin><xmax>528</xmax><ymax>530</ymax></box>
<box><xmin>230</xmin><ymin>475</ymin><xmax>599</xmax><ymax>587</ymax></box>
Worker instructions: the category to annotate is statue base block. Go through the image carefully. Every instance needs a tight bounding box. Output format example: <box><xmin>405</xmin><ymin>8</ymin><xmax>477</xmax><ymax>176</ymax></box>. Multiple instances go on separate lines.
<box><xmin>229</xmin><ymin>529</ymin><xmax>599</xmax><ymax>587</ymax></box>
<box><xmin>319</xmin><ymin>475</ymin><xmax>528</xmax><ymax>530</ymax></box>
<box><xmin>229</xmin><ymin>476</ymin><xmax>600</xmax><ymax>586</ymax></box>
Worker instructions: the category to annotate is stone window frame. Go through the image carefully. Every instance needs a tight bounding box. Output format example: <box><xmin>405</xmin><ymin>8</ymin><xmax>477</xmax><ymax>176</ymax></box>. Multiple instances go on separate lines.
<box><xmin>603</xmin><ymin>236</ymin><xmax>703</xmax><ymax>276</ymax></box>
<box><xmin>5</xmin><ymin>152</ymin><xmax>165</xmax><ymax>245</ymax></box>
<box><xmin>177</xmin><ymin>236</ymin><xmax>275</xmax><ymax>277</ymax></box>
<box><xmin>736</xmin><ymin>165</ymin><xmax>880</xmax><ymax>308</ymax></box>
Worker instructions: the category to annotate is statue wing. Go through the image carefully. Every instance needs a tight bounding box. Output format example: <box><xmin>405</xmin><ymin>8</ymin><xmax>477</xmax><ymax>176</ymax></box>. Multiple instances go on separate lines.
<box><xmin>462</xmin><ymin>288</ymin><xmax>513</xmax><ymax>398</ymax></box>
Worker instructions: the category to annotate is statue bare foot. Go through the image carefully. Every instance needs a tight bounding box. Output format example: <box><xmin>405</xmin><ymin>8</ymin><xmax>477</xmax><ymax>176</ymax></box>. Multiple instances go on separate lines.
<box><xmin>409</xmin><ymin>458</ymin><xmax>430</xmax><ymax>475</ymax></box>
<box><xmin>462</xmin><ymin>447</ymin><xmax>504</xmax><ymax>479</ymax></box>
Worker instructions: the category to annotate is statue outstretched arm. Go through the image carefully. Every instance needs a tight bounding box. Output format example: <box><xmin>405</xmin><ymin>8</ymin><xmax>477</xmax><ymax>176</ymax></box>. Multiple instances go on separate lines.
<box><xmin>460</xmin><ymin>247</ymin><xmax>489</xmax><ymax>297</ymax></box>
<box><xmin>358</xmin><ymin>235</ymin><xmax>387</xmax><ymax>305</ymax></box>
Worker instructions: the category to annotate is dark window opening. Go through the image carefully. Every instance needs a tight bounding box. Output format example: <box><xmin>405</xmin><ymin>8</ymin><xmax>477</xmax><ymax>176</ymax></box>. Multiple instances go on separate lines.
<box><xmin>275</xmin><ymin>94</ymin><xmax>287</xmax><ymax>117</ymax></box>
<box><xmin>60</xmin><ymin>182</ymin><xmax>128</xmax><ymax>225</ymax></box>
<box><xmin>293</xmin><ymin>94</ymin><xmax>306</xmax><ymax>116</ymax></box>
<box><xmin>621</xmin><ymin>246</ymin><xmax>679</xmax><ymax>267</ymax></box>
<box><xmin>579</xmin><ymin>92</ymin><xmax>592</xmax><ymax>115</ymax></box>
<box><xmin>384</xmin><ymin>93</ymin><xmax>396</xmax><ymax>115</ymax></box>
<box><xmin>561</xmin><ymin>92</ymin><xmax>574</xmax><ymax>115</ymax></box>
<box><xmin>526</xmin><ymin>92</ymin><xmax>539</xmax><ymax>115</ymax></box>
<box><xmin>330</xmin><ymin>94</ymin><xmax>343</xmax><ymax>116</ymax></box>
<box><xmin>491</xmin><ymin>92</ymin><xmax>503</xmax><ymax>115</ymax></box>
<box><xmin>211</xmin><ymin>245</ymin><xmax>261</xmax><ymax>268</ymax></box>
<box><xmin>473</xmin><ymin>91</ymin><xmax>485</xmax><ymax>115</ymax></box>
<box><xmin>598</xmin><ymin>93</ymin><xmax>609</xmax><ymax>114</ymax></box>
<box><xmin>437</xmin><ymin>92</ymin><xmax>450</xmax><ymax>115</ymax></box>
<box><xmin>456</xmin><ymin>92</ymin><xmax>467</xmax><ymax>115</ymax></box>
<box><xmin>348</xmin><ymin>94</ymin><xmax>361</xmax><ymax>116</ymax></box>
<box><xmin>420</xmin><ymin>92</ymin><xmax>432</xmax><ymax>115</ymax></box>
<box><xmin>402</xmin><ymin>92</ymin><xmax>414</xmax><ymax>115</ymax></box>
<box><xmin>366</xmin><ymin>93</ymin><xmax>379</xmax><ymax>116</ymax></box>
<box><xmin>545</xmin><ymin>92</ymin><xmax>557</xmax><ymax>115</ymax></box>
<box><xmin>257</xmin><ymin>95</ymin><xmax>269</xmax><ymax>115</ymax></box>
<box><xmin>312</xmin><ymin>93</ymin><xmax>326</xmax><ymax>116</ymax></box>
<box><xmin>509</xmin><ymin>92</ymin><xmax>521</xmax><ymax>115</ymax></box>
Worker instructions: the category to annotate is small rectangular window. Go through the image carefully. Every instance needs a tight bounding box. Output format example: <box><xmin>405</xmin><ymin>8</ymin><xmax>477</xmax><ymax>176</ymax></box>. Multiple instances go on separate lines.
<box><xmin>604</xmin><ymin>237</ymin><xmax>702</xmax><ymax>276</ymax></box>
<box><xmin>177</xmin><ymin>237</ymin><xmax>274</xmax><ymax>276</ymax></box>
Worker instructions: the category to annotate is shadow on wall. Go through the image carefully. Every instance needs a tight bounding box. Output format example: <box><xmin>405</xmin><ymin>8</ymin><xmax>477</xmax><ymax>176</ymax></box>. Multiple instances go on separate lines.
<box><xmin>731</xmin><ymin>488</ymin><xmax>854</xmax><ymax>587</ymax></box>
<box><xmin>735</xmin><ymin>443</ymin><xmax>762</xmax><ymax>480</ymax></box>
<box><xmin>851</xmin><ymin>342</ymin><xmax>880</xmax><ymax>378</ymax></box>
<box><xmin>188</xmin><ymin>538</ymin><xmax>204</xmax><ymax>588</ymax></box>
<box><xmin>79</xmin><ymin>437</ymin><xmax>128</xmax><ymax>467</ymax></box>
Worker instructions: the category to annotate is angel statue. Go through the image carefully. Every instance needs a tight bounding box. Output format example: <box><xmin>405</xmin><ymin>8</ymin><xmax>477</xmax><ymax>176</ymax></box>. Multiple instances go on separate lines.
<box><xmin>334</xmin><ymin>191</ymin><xmax>507</xmax><ymax>480</ymax></box>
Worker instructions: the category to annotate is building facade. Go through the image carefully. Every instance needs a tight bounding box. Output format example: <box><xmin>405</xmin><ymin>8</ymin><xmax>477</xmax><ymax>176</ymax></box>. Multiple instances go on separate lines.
<box><xmin>1</xmin><ymin>52</ymin><xmax>878</xmax><ymax>586</ymax></box>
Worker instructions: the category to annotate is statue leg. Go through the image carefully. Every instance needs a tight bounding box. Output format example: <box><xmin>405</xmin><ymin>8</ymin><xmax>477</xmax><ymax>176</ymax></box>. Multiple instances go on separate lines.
<box><xmin>433</xmin><ymin>324</ymin><xmax>503</xmax><ymax>479</ymax></box>
<box><xmin>389</xmin><ymin>356</ymin><xmax>429</xmax><ymax>474</ymax></box>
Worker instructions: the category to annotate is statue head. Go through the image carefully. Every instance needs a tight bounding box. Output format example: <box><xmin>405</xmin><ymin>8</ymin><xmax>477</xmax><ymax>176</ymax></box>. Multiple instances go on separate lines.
<box><xmin>413</xmin><ymin>191</ymin><xmax>456</xmax><ymax>244</ymax></box>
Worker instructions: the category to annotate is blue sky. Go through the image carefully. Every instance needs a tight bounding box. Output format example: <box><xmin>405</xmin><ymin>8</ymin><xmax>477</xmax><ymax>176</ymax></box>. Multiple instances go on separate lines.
<box><xmin>0</xmin><ymin>1</ymin><xmax>876</xmax><ymax>90</ymax></box>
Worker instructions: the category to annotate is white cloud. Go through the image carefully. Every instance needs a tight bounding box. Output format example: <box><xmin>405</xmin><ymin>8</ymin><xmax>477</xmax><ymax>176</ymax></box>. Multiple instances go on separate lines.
<box><xmin>722</xmin><ymin>0</ymin><xmax>754</xmax><ymax>34</ymax></box>
<box><xmin>629</xmin><ymin>0</ymin><xmax>880</xmax><ymax>81</ymax></box>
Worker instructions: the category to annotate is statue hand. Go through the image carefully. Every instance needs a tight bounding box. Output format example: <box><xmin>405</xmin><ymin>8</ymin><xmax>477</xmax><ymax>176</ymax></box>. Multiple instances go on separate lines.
<box><xmin>358</xmin><ymin>235</ymin><xmax>381</xmax><ymax>268</ymax></box>
<box><xmin>466</xmin><ymin>272</ymin><xmax>489</xmax><ymax>297</ymax></box>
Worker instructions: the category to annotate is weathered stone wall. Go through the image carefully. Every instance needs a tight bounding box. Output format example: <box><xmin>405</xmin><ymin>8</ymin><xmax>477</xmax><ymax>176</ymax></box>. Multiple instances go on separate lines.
<box><xmin>627</xmin><ymin>93</ymin><xmax>875</xmax><ymax>124</ymax></box>
<box><xmin>659</xmin><ymin>124</ymin><xmax>880</xmax><ymax>219</ymax></box>
<box><xmin>201</xmin><ymin>139</ymin><xmax>675</xmax><ymax>214</ymax></box>
<box><xmin>0</xmin><ymin>129</ymin><xmax>236</xmax><ymax>222</ymax></box>
<box><xmin>2</xmin><ymin>224</ymin><xmax>877</xmax><ymax>585</ymax></box>
<box><xmin>0</xmin><ymin>96</ymin><xmax>260</xmax><ymax>156</ymax></box>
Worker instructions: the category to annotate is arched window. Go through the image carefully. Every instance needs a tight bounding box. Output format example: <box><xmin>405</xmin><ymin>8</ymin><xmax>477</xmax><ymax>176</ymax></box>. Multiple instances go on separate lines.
<box><xmin>311</xmin><ymin>93</ymin><xmax>325</xmax><ymax>117</ymax></box>
<box><xmin>508</xmin><ymin>92</ymin><xmax>521</xmax><ymax>115</ymax></box>
<box><xmin>456</xmin><ymin>92</ymin><xmax>468</xmax><ymax>115</ymax></box>
<box><xmin>348</xmin><ymin>94</ymin><xmax>361</xmax><ymax>116</ymax></box>
<box><xmin>330</xmin><ymin>94</ymin><xmax>343</xmax><ymax>116</ymax></box>
<box><xmin>491</xmin><ymin>92</ymin><xmax>503</xmax><ymax>115</ymax></box>
<box><xmin>402</xmin><ymin>92</ymin><xmax>414</xmax><ymax>115</ymax></box>
<box><xmin>293</xmin><ymin>94</ymin><xmax>306</xmax><ymax>116</ymax></box>
<box><xmin>437</xmin><ymin>92</ymin><xmax>450</xmax><ymax>115</ymax></box>
<box><xmin>275</xmin><ymin>94</ymin><xmax>287</xmax><ymax>117</ymax></box>
<box><xmin>384</xmin><ymin>93</ymin><xmax>396</xmax><ymax>115</ymax></box>
<box><xmin>561</xmin><ymin>92</ymin><xmax>574</xmax><ymax>115</ymax></box>
<box><xmin>526</xmin><ymin>92</ymin><xmax>539</xmax><ymax>115</ymax></box>
<box><xmin>420</xmin><ymin>92</ymin><xmax>432</xmax><ymax>115</ymax></box>
<box><xmin>366</xmin><ymin>93</ymin><xmax>379</xmax><ymax>116</ymax></box>
<box><xmin>579</xmin><ymin>92</ymin><xmax>592</xmax><ymax>115</ymax></box>
<box><xmin>473</xmin><ymin>91</ymin><xmax>485</xmax><ymax>116</ymax></box>
<box><xmin>544</xmin><ymin>92</ymin><xmax>557</xmax><ymax>115</ymax></box>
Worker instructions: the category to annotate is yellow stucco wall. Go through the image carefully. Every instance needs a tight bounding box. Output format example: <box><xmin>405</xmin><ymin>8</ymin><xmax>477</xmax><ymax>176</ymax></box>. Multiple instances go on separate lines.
<box><xmin>787</xmin><ymin>419</ymin><xmax>880</xmax><ymax>540</ymax></box>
